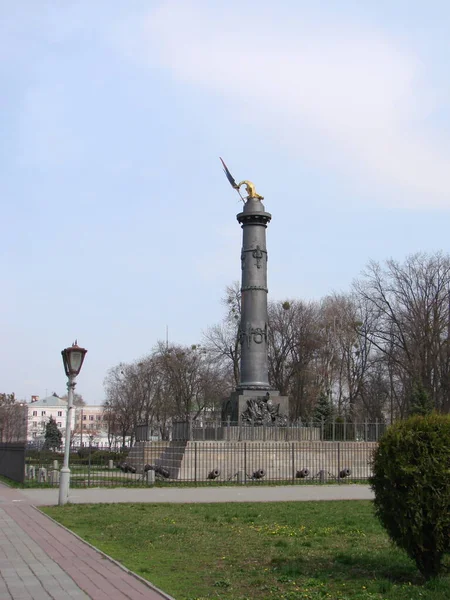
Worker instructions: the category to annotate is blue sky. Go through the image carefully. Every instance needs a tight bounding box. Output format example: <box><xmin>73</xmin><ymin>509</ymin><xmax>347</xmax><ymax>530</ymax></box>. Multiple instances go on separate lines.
<box><xmin>2</xmin><ymin>1</ymin><xmax>450</xmax><ymax>405</ymax></box>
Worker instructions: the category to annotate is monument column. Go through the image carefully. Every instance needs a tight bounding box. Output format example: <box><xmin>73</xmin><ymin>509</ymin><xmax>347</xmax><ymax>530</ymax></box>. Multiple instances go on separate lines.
<box><xmin>237</xmin><ymin>198</ymin><xmax>271</xmax><ymax>390</ymax></box>
<box><xmin>219</xmin><ymin>160</ymin><xmax>289</xmax><ymax>424</ymax></box>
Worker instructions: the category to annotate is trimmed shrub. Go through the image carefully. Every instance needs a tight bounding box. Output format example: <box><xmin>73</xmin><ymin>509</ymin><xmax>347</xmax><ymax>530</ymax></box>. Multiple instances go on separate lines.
<box><xmin>70</xmin><ymin>449</ymin><xmax>128</xmax><ymax>466</ymax></box>
<box><xmin>90</xmin><ymin>450</ymin><xmax>128</xmax><ymax>464</ymax></box>
<box><xmin>370</xmin><ymin>414</ymin><xmax>450</xmax><ymax>579</ymax></box>
<box><xmin>26</xmin><ymin>450</ymin><xmax>64</xmax><ymax>464</ymax></box>
<box><xmin>77</xmin><ymin>447</ymin><xmax>91</xmax><ymax>459</ymax></box>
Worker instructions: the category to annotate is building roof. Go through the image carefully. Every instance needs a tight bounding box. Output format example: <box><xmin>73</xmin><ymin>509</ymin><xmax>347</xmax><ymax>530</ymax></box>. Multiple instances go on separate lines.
<box><xmin>29</xmin><ymin>394</ymin><xmax>68</xmax><ymax>408</ymax></box>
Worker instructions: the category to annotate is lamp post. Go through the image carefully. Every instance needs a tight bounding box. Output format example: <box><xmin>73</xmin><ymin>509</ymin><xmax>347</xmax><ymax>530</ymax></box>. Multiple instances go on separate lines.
<box><xmin>59</xmin><ymin>341</ymin><xmax>87</xmax><ymax>506</ymax></box>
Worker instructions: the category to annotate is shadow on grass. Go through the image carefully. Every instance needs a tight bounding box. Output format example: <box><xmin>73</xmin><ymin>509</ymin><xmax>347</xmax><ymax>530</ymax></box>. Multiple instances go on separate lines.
<box><xmin>271</xmin><ymin>548</ymin><xmax>426</xmax><ymax>586</ymax></box>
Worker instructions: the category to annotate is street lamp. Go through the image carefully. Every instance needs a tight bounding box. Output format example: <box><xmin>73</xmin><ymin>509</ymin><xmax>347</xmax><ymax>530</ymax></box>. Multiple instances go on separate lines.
<box><xmin>59</xmin><ymin>341</ymin><xmax>87</xmax><ymax>506</ymax></box>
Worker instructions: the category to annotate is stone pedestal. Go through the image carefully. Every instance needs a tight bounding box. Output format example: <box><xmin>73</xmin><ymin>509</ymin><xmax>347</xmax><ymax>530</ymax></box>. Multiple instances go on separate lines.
<box><xmin>49</xmin><ymin>469</ymin><xmax>60</xmax><ymax>485</ymax></box>
<box><xmin>223</xmin><ymin>389</ymin><xmax>289</xmax><ymax>424</ymax></box>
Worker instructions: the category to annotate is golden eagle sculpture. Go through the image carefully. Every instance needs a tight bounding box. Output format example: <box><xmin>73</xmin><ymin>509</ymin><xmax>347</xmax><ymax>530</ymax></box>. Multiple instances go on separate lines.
<box><xmin>219</xmin><ymin>158</ymin><xmax>264</xmax><ymax>201</ymax></box>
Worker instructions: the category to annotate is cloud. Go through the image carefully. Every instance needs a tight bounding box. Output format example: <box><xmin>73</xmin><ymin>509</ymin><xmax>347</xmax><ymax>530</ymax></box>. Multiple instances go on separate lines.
<box><xmin>120</xmin><ymin>1</ymin><xmax>450</xmax><ymax>209</ymax></box>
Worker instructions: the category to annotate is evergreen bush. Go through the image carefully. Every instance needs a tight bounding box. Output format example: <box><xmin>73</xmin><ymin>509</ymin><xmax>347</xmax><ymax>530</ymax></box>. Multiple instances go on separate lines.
<box><xmin>43</xmin><ymin>416</ymin><xmax>62</xmax><ymax>451</ymax></box>
<box><xmin>91</xmin><ymin>450</ymin><xmax>127</xmax><ymax>464</ymax></box>
<box><xmin>77</xmin><ymin>447</ymin><xmax>91</xmax><ymax>459</ymax></box>
<box><xmin>26</xmin><ymin>449</ymin><xmax>64</xmax><ymax>464</ymax></box>
<box><xmin>370</xmin><ymin>413</ymin><xmax>450</xmax><ymax>579</ymax></box>
<box><xmin>409</xmin><ymin>381</ymin><xmax>434</xmax><ymax>416</ymax></box>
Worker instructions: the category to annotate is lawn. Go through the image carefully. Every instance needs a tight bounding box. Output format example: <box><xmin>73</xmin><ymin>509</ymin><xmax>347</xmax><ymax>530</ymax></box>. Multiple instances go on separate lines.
<box><xmin>42</xmin><ymin>501</ymin><xmax>450</xmax><ymax>600</ymax></box>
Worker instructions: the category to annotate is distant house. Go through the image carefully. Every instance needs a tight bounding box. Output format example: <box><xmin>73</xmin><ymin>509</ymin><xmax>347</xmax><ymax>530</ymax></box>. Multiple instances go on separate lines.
<box><xmin>72</xmin><ymin>405</ymin><xmax>109</xmax><ymax>447</ymax></box>
<box><xmin>27</xmin><ymin>393</ymin><xmax>73</xmax><ymax>442</ymax></box>
<box><xmin>26</xmin><ymin>395</ymin><xmax>114</xmax><ymax>447</ymax></box>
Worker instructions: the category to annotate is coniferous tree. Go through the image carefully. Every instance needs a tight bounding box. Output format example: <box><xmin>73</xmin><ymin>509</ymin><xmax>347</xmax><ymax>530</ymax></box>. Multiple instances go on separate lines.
<box><xmin>44</xmin><ymin>416</ymin><xmax>62</xmax><ymax>451</ymax></box>
<box><xmin>313</xmin><ymin>391</ymin><xmax>334</xmax><ymax>422</ymax></box>
<box><xmin>409</xmin><ymin>382</ymin><xmax>434</xmax><ymax>417</ymax></box>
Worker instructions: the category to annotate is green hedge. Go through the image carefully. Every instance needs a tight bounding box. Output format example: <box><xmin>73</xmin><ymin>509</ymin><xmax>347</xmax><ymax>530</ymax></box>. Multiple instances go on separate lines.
<box><xmin>73</xmin><ymin>449</ymin><xmax>128</xmax><ymax>465</ymax></box>
<box><xmin>370</xmin><ymin>413</ymin><xmax>450</xmax><ymax>579</ymax></box>
<box><xmin>26</xmin><ymin>450</ymin><xmax>64</xmax><ymax>463</ymax></box>
<box><xmin>26</xmin><ymin>448</ymin><xmax>128</xmax><ymax>466</ymax></box>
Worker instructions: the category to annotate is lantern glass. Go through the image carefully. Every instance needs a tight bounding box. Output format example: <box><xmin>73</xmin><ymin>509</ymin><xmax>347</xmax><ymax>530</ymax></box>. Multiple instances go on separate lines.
<box><xmin>69</xmin><ymin>351</ymin><xmax>83</xmax><ymax>374</ymax></box>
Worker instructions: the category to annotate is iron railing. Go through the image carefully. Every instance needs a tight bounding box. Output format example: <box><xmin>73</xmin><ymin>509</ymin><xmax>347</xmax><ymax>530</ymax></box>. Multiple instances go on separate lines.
<box><xmin>170</xmin><ymin>420</ymin><xmax>388</xmax><ymax>443</ymax></box>
<box><xmin>23</xmin><ymin>440</ymin><xmax>377</xmax><ymax>487</ymax></box>
<box><xmin>0</xmin><ymin>443</ymin><xmax>26</xmax><ymax>483</ymax></box>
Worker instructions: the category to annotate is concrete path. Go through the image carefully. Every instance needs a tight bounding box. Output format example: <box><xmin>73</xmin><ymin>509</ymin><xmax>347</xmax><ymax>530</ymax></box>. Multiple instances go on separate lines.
<box><xmin>0</xmin><ymin>484</ymin><xmax>172</xmax><ymax>600</ymax></box>
<box><xmin>21</xmin><ymin>484</ymin><xmax>374</xmax><ymax>506</ymax></box>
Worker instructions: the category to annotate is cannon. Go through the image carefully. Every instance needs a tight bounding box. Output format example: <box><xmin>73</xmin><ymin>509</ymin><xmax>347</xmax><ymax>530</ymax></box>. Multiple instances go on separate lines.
<box><xmin>144</xmin><ymin>464</ymin><xmax>170</xmax><ymax>478</ymax></box>
<box><xmin>339</xmin><ymin>468</ymin><xmax>351</xmax><ymax>479</ymax></box>
<box><xmin>295</xmin><ymin>468</ymin><xmax>310</xmax><ymax>479</ymax></box>
<box><xmin>117</xmin><ymin>461</ymin><xmax>136</xmax><ymax>474</ymax></box>
<box><xmin>207</xmin><ymin>469</ymin><xmax>221</xmax><ymax>480</ymax></box>
<box><xmin>154</xmin><ymin>465</ymin><xmax>170</xmax><ymax>478</ymax></box>
<box><xmin>252</xmin><ymin>469</ymin><xmax>266</xmax><ymax>479</ymax></box>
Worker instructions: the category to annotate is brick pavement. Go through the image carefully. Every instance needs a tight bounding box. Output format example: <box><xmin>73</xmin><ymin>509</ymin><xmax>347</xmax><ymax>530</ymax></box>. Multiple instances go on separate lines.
<box><xmin>0</xmin><ymin>484</ymin><xmax>173</xmax><ymax>600</ymax></box>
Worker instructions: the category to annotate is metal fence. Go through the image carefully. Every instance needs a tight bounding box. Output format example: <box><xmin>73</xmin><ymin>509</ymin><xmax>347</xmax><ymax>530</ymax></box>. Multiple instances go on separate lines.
<box><xmin>0</xmin><ymin>443</ymin><xmax>26</xmax><ymax>483</ymax></box>
<box><xmin>170</xmin><ymin>420</ymin><xmax>388</xmax><ymax>443</ymax></box>
<box><xmin>22</xmin><ymin>440</ymin><xmax>377</xmax><ymax>488</ymax></box>
<box><xmin>24</xmin><ymin>446</ymin><xmax>129</xmax><ymax>488</ymax></box>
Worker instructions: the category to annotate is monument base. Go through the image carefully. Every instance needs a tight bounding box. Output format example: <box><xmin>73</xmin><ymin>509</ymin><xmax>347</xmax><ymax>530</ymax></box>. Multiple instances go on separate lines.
<box><xmin>222</xmin><ymin>389</ymin><xmax>290</xmax><ymax>424</ymax></box>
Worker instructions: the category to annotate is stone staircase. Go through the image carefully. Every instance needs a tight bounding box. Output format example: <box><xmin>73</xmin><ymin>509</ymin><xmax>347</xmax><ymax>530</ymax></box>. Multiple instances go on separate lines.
<box><xmin>127</xmin><ymin>441</ymin><xmax>188</xmax><ymax>479</ymax></box>
<box><xmin>153</xmin><ymin>441</ymin><xmax>188</xmax><ymax>479</ymax></box>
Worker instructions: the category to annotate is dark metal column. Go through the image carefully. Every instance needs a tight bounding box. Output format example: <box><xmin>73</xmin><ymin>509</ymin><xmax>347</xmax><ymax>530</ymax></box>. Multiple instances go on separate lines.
<box><xmin>237</xmin><ymin>198</ymin><xmax>272</xmax><ymax>390</ymax></box>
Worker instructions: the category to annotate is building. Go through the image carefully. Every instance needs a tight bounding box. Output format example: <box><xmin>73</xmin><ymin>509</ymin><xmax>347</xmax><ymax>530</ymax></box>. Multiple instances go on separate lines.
<box><xmin>27</xmin><ymin>395</ymin><xmax>111</xmax><ymax>447</ymax></box>
<box><xmin>72</xmin><ymin>405</ymin><xmax>108</xmax><ymax>447</ymax></box>
<box><xmin>27</xmin><ymin>394</ymin><xmax>73</xmax><ymax>443</ymax></box>
<box><xmin>26</xmin><ymin>395</ymin><xmax>131</xmax><ymax>448</ymax></box>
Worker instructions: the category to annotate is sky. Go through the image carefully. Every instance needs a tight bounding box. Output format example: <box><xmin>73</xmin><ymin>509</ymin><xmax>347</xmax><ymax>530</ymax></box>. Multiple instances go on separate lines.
<box><xmin>1</xmin><ymin>1</ymin><xmax>450</xmax><ymax>405</ymax></box>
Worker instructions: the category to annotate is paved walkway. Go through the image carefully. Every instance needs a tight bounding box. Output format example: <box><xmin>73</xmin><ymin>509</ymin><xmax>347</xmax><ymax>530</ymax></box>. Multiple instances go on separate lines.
<box><xmin>0</xmin><ymin>483</ymin><xmax>373</xmax><ymax>600</ymax></box>
<box><xmin>0</xmin><ymin>484</ymin><xmax>172</xmax><ymax>600</ymax></box>
<box><xmin>20</xmin><ymin>484</ymin><xmax>373</xmax><ymax>506</ymax></box>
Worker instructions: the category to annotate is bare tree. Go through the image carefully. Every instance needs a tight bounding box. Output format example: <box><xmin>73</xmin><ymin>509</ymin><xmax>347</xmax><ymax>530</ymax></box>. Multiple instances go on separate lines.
<box><xmin>319</xmin><ymin>294</ymin><xmax>376</xmax><ymax>420</ymax></box>
<box><xmin>102</xmin><ymin>252</ymin><xmax>450</xmax><ymax>433</ymax></box>
<box><xmin>267</xmin><ymin>299</ymin><xmax>323</xmax><ymax>419</ymax></box>
<box><xmin>103</xmin><ymin>365</ymin><xmax>136</xmax><ymax>447</ymax></box>
<box><xmin>104</xmin><ymin>341</ymin><xmax>230</xmax><ymax>441</ymax></box>
<box><xmin>102</xmin><ymin>401</ymin><xmax>123</xmax><ymax>449</ymax></box>
<box><xmin>0</xmin><ymin>393</ymin><xmax>27</xmax><ymax>442</ymax></box>
<box><xmin>354</xmin><ymin>252</ymin><xmax>450</xmax><ymax>415</ymax></box>
<box><xmin>203</xmin><ymin>282</ymin><xmax>241</xmax><ymax>386</ymax></box>
<box><xmin>153</xmin><ymin>342</ymin><xmax>225</xmax><ymax>421</ymax></box>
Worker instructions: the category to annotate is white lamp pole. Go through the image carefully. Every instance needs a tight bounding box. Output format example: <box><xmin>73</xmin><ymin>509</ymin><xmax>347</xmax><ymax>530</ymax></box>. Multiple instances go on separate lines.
<box><xmin>59</xmin><ymin>341</ymin><xmax>87</xmax><ymax>506</ymax></box>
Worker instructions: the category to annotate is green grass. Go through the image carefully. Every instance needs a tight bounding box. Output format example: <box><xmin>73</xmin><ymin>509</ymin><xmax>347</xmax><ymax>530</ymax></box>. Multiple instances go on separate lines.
<box><xmin>42</xmin><ymin>501</ymin><xmax>450</xmax><ymax>600</ymax></box>
<box><xmin>0</xmin><ymin>474</ymin><xmax>24</xmax><ymax>488</ymax></box>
